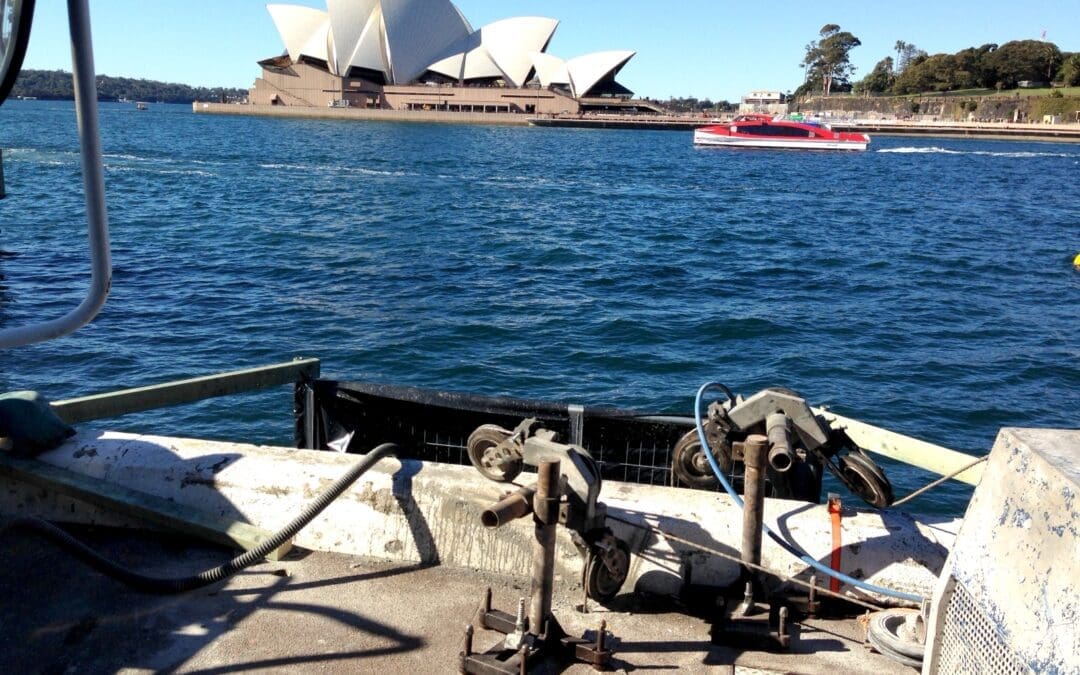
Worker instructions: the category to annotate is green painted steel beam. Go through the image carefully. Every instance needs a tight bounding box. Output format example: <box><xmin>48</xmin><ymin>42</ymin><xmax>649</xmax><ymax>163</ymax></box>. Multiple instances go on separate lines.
<box><xmin>51</xmin><ymin>358</ymin><xmax>320</xmax><ymax>425</ymax></box>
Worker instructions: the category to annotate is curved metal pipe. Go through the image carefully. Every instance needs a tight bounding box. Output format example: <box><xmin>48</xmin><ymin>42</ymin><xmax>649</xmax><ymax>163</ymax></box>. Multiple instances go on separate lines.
<box><xmin>0</xmin><ymin>0</ymin><xmax>111</xmax><ymax>349</ymax></box>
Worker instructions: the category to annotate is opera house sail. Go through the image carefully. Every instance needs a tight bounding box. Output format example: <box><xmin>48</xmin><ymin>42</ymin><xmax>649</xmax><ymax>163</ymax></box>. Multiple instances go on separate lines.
<box><xmin>249</xmin><ymin>0</ymin><xmax>641</xmax><ymax>116</ymax></box>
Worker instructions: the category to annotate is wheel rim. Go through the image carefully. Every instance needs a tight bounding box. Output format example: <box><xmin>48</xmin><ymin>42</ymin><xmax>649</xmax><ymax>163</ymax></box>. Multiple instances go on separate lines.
<box><xmin>838</xmin><ymin>453</ymin><xmax>894</xmax><ymax>508</ymax></box>
<box><xmin>586</xmin><ymin>541</ymin><xmax>630</xmax><ymax>602</ymax></box>
<box><xmin>466</xmin><ymin>425</ymin><xmax>523</xmax><ymax>483</ymax></box>
<box><xmin>672</xmin><ymin>429</ymin><xmax>726</xmax><ymax>488</ymax></box>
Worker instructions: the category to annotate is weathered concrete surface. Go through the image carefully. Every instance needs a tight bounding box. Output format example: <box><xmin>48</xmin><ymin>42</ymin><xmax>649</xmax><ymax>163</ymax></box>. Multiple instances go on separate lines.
<box><xmin>0</xmin><ymin>430</ymin><xmax>958</xmax><ymax>607</ymax></box>
<box><xmin>923</xmin><ymin>428</ymin><xmax>1080</xmax><ymax>674</ymax></box>
<box><xmin>0</xmin><ymin>526</ymin><xmax>916</xmax><ymax>674</ymax></box>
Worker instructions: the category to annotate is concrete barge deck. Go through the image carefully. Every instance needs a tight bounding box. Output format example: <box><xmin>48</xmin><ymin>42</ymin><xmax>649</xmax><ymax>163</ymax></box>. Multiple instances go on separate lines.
<box><xmin>0</xmin><ymin>428</ymin><xmax>953</xmax><ymax>672</ymax></box>
<box><xmin>0</xmin><ymin>526</ymin><xmax>912</xmax><ymax>674</ymax></box>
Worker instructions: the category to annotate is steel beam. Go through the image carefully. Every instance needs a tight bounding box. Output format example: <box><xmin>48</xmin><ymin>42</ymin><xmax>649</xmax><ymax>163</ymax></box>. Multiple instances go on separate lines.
<box><xmin>51</xmin><ymin>358</ymin><xmax>321</xmax><ymax>424</ymax></box>
<box><xmin>815</xmin><ymin>408</ymin><xmax>985</xmax><ymax>486</ymax></box>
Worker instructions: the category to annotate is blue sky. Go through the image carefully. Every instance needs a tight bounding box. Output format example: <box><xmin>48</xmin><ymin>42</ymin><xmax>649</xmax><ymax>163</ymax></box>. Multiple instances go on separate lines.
<box><xmin>22</xmin><ymin>0</ymin><xmax>1080</xmax><ymax>102</ymax></box>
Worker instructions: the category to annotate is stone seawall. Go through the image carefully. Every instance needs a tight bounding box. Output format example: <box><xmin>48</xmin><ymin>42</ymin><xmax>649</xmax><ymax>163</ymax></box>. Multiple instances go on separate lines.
<box><xmin>193</xmin><ymin>101</ymin><xmax>531</xmax><ymax>126</ymax></box>
<box><xmin>798</xmin><ymin>93</ymin><xmax>1080</xmax><ymax>125</ymax></box>
<box><xmin>194</xmin><ymin>101</ymin><xmax>1080</xmax><ymax>141</ymax></box>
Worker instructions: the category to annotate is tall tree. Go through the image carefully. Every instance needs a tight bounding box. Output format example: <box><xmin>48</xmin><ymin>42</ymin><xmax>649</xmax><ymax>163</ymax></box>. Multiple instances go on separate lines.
<box><xmin>1059</xmin><ymin>53</ymin><xmax>1080</xmax><ymax>86</ymax></box>
<box><xmin>856</xmin><ymin>57</ymin><xmax>895</xmax><ymax>93</ymax></box>
<box><xmin>802</xmin><ymin>24</ymin><xmax>862</xmax><ymax>96</ymax></box>
<box><xmin>894</xmin><ymin>41</ymin><xmax>907</xmax><ymax>73</ymax></box>
<box><xmin>897</xmin><ymin>43</ymin><xmax>926</xmax><ymax>72</ymax></box>
<box><xmin>952</xmin><ymin>44</ymin><xmax>997</xmax><ymax>89</ymax></box>
<box><xmin>985</xmin><ymin>39</ymin><xmax>1062</xmax><ymax>87</ymax></box>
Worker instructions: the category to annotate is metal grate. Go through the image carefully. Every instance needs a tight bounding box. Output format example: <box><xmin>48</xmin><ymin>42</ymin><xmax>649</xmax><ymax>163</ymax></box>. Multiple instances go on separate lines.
<box><xmin>300</xmin><ymin>379</ymin><xmax>768</xmax><ymax>496</ymax></box>
<box><xmin>417</xmin><ymin>429</ymin><xmax>679</xmax><ymax>487</ymax></box>
<box><xmin>936</xmin><ymin>578</ymin><xmax>1030</xmax><ymax>674</ymax></box>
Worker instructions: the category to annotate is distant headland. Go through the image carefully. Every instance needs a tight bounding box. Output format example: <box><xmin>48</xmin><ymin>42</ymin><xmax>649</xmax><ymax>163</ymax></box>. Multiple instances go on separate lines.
<box><xmin>10</xmin><ymin>69</ymin><xmax>246</xmax><ymax>104</ymax></box>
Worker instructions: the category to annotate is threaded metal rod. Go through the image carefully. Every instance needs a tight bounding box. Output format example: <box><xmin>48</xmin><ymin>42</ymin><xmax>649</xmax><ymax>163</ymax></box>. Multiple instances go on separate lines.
<box><xmin>529</xmin><ymin>458</ymin><xmax>561</xmax><ymax>635</ymax></box>
<box><xmin>742</xmin><ymin>434</ymin><xmax>768</xmax><ymax>569</ymax></box>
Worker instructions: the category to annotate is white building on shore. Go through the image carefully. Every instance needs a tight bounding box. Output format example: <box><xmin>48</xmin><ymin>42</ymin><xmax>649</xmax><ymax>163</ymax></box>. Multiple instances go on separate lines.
<box><xmin>251</xmin><ymin>0</ymin><xmax>654</xmax><ymax>116</ymax></box>
<box><xmin>739</xmin><ymin>90</ymin><xmax>788</xmax><ymax>115</ymax></box>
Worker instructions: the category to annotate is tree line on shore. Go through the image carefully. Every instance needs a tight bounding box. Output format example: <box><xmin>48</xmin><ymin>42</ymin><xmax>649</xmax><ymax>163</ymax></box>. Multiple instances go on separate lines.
<box><xmin>645</xmin><ymin>97</ymin><xmax>738</xmax><ymax>113</ymax></box>
<box><xmin>796</xmin><ymin>25</ymin><xmax>1079</xmax><ymax>97</ymax></box>
<box><xmin>11</xmin><ymin>70</ymin><xmax>248</xmax><ymax>104</ymax></box>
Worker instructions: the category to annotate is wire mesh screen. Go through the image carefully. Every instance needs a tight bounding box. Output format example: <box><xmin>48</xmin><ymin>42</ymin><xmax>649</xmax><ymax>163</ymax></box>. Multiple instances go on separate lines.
<box><xmin>297</xmin><ymin>379</ymin><xmax>697</xmax><ymax>488</ymax></box>
<box><xmin>936</xmin><ymin>577</ymin><xmax>1030</xmax><ymax>674</ymax></box>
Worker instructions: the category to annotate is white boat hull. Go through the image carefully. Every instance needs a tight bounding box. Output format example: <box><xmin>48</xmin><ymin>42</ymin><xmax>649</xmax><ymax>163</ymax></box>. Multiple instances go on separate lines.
<box><xmin>693</xmin><ymin>129</ymin><xmax>868</xmax><ymax>151</ymax></box>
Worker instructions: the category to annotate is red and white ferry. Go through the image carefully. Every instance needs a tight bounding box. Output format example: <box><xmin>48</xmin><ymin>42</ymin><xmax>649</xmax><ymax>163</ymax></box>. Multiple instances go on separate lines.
<box><xmin>693</xmin><ymin>114</ymin><xmax>870</xmax><ymax>151</ymax></box>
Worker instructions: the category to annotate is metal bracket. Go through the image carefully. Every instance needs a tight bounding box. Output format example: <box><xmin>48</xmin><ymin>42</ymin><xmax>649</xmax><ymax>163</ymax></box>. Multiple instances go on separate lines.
<box><xmin>726</xmin><ymin>389</ymin><xmax>829</xmax><ymax>450</ymax></box>
<box><xmin>521</xmin><ymin>435</ymin><xmax>605</xmax><ymax>533</ymax></box>
<box><xmin>461</xmin><ymin>588</ymin><xmax>612</xmax><ymax>673</ymax></box>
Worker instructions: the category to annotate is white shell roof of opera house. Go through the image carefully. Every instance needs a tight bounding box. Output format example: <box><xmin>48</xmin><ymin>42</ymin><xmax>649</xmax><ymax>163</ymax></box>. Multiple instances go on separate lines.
<box><xmin>266</xmin><ymin>0</ymin><xmax>635</xmax><ymax>96</ymax></box>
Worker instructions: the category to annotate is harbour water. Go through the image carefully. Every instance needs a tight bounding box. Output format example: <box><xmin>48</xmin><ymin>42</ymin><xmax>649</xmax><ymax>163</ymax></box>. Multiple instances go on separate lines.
<box><xmin>2</xmin><ymin>101</ymin><xmax>1078</xmax><ymax>515</ymax></box>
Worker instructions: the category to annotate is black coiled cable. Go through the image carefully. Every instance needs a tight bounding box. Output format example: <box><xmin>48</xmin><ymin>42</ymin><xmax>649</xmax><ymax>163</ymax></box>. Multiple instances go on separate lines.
<box><xmin>1</xmin><ymin>443</ymin><xmax>397</xmax><ymax>594</ymax></box>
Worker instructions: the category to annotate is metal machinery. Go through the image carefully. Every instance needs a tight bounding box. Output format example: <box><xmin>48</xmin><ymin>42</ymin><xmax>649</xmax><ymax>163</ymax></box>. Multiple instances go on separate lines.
<box><xmin>460</xmin><ymin>457</ymin><xmax>615</xmax><ymax>673</ymax></box>
<box><xmin>671</xmin><ymin>387</ymin><xmax>895</xmax><ymax>508</ymax></box>
<box><xmin>466</xmin><ymin>418</ymin><xmax>631</xmax><ymax>603</ymax></box>
<box><xmin>462</xmin><ymin>387</ymin><xmax>899</xmax><ymax>666</ymax></box>
<box><xmin>709</xmin><ymin>433</ymin><xmax>798</xmax><ymax>650</ymax></box>
<box><xmin>682</xmin><ymin>388</ymin><xmax>898</xmax><ymax>650</ymax></box>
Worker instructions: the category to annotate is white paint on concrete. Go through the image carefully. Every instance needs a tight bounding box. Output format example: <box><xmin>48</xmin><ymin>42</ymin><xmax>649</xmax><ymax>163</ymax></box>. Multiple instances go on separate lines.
<box><xmin>923</xmin><ymin>428</ymin><xmax>1080</xmax><ymax>674</ymax></box>
<box><xmin>1</xmin><ymin>430</ymin><xmax>959</xmax><ymax>606</ymax></box>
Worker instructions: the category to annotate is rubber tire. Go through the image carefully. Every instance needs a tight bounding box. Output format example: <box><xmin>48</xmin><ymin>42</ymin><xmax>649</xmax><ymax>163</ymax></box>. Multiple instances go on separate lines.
<box><xmin>466</xmin><ymin>424</ymin><xmax>523</xmax><ymax>483</ymax></box>
<box><xmin>671</xmin><ymin>429</ymin><xmax>729</xmax><ymax>489</ymax></box>
<box><xmin>837</xmin><ymin>452</ymin><xmax>895</xmax><ymax>508</ymax></box>
<box><xmin>585</xmin><ymin>538</ymin><xmax>631</xmax><ymax>603</ymax></box>
<box><xmin>866</xmin><ymin>609</ymin><xmax>925</xmax><ymax>665</ymax></box>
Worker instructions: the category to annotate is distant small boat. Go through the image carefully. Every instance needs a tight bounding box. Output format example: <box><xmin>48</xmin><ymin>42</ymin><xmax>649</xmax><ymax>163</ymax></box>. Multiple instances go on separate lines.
<box><xmin>694</xmin><ymin>114</ymin><xmax>870</xmax><ymax>151</ymax></box>
<box><xmin>118</xmin><ymin>97</ymin><xmax>130</xmax><ymax>103</ymax></box>
<box><xmin>136</xmin><ymin>102</ymin><xmax>148</xmax><ymax>111</ymax></box>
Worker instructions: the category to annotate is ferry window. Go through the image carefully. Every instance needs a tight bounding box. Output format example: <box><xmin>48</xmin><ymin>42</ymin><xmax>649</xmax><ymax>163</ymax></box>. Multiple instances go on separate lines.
<box><xmin>748</xmin><ymin>124</ymin><xmax>811</xmax><ymax>138</ymax></box>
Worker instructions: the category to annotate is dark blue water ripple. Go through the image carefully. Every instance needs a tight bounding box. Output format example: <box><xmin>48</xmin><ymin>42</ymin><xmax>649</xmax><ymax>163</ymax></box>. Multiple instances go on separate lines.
<box><xmin>2</xmin><ymin>101</ymin><xmax>1079</xmax><ymax>515</ymax></box>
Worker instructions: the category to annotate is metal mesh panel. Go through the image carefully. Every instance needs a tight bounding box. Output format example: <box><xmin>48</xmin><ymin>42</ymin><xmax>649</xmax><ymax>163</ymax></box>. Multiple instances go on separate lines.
<box><xmin>936</xmin><ymin>578</ymin><xmax>1029</xmax><ymax>674</ymax></box>
<box><xmin>299</xmin><ymin>379</ymin><xmax>799</xmax><ymax>498</ymax></box>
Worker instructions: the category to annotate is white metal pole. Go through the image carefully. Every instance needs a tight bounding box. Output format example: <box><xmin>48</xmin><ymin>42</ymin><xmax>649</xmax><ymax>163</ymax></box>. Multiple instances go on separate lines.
<box><xmin>0</xmin><ymin>0</ymin><xmax>111</xmax><ymax>349</ymax></box>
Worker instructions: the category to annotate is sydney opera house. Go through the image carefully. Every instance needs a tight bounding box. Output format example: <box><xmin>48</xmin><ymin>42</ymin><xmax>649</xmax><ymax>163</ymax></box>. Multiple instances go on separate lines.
<box><xmin>249</xmin><ymin>0</ymin><xmax>654</xmax><ymax>115</ymax></box>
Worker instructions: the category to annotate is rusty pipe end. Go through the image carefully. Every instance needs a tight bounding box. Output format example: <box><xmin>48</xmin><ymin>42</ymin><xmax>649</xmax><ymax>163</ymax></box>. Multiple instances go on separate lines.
<box><xmin>768</xmin><ymin>445</ymin><xmax>794</xmax><ymax>472</ymax></box>
<box><xmin>481</xmin><ymin>488</ymin><xmax>535</xmax><ymax>528</ymax></box>
<box><xmin>765</xmin><ymin>413</ymin><xmax>794</xmax><ymax>473</ymax></box>
<box><xmin>744</xmin><ymin>433</ymin><xmax>768</xmax><ymax>454</ymax></box>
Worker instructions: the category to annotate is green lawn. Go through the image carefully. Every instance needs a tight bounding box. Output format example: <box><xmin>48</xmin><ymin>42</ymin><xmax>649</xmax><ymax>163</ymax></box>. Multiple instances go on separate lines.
<box><xmin>821</xmin><ymin>87</ymin><xmax>1080</xmax><ymax>100</ymax></box>
<box><xmin>938</xmin><ymin>86</ymin><xmax>1080</xmax><ymax>98</ymax></box>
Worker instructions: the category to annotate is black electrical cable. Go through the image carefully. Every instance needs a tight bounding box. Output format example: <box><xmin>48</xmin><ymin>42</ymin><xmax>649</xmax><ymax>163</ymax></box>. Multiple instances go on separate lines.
<box><xmin>1</xmin><ymin>443</ymin><xmax>397</xmax><ymax>594</ymax></box>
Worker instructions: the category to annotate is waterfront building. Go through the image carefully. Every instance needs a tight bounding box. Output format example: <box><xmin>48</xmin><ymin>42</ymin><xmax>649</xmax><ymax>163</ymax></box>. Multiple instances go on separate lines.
<box><xmin>250</xmin><ymin>1</ymin><xmax>657</xmax><ymax>116</ymax></box>
<box><xmin>739</xmin><ymin>90</ymin><xmax>787</xmax><ymax>115</ymax></box>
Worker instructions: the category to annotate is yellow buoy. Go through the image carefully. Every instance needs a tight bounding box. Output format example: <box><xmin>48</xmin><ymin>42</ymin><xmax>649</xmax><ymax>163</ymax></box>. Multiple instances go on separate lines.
<box><xmin>1075</xmin><ymin>252</ymin><xmax>1080</xmax><ymax>270</ymax></box>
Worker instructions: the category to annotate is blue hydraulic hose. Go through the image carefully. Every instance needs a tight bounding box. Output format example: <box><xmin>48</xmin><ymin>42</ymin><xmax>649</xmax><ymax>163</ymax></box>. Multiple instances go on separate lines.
<box><xmin>694</xmin><ymin>382</ymin><xmax>924</xmax><ymax>604</ymax></box>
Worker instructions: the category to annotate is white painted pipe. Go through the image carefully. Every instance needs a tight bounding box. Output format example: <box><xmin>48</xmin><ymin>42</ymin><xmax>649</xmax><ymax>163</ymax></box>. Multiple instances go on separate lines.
<box><xmin>0</xmin><ymin>0</ymin><xmax>112</xmax><ymax>349</ymax></box>
<box><xmin>815</xmin><ymin>408</ymin><xmax>985</xmax><ymax>485</ymax></box>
